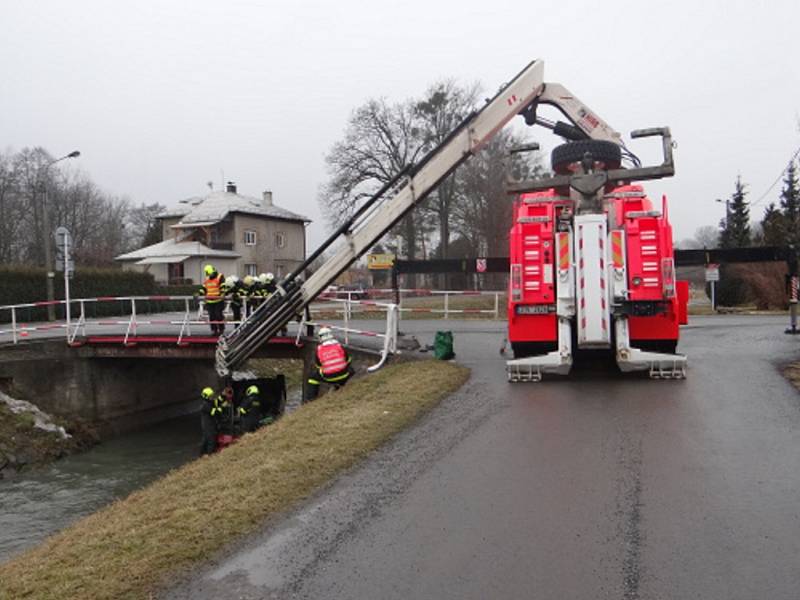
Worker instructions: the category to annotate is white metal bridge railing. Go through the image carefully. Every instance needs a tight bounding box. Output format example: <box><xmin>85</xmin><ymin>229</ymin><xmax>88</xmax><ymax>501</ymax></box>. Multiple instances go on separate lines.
<box><xmin>319</xmin><ymin>288</ymin><xmax>507</xmax><ymax>319</ymax></box>
<box><xmin>0</xmin><ymin>294</ymin><xmax>401</xmax><ymax>372</ymax></box>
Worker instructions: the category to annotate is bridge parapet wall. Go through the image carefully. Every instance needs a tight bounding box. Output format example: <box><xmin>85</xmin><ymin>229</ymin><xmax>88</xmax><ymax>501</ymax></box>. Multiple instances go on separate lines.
<box><xmin>0</xmin><ymin>338</ymin><xmax>388</xmax><ymax>434</ymax></box>
<box><xmin>0</xmin><ymin>339</ymin><xmax>310</xmax><ymax>435</ymax></box>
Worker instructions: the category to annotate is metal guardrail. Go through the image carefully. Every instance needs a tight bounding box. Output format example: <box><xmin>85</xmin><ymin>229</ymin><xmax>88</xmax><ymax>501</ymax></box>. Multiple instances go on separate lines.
<box><xmin>0</xmin><ymin>295</ymin><xmax>402</xmax><ymax>372</ymax></box>
<box><xmin>319</xmin><ymin>288</ymin><xmax>506</xmax><ymax>319</ymax></box>
<box><xmin>0</xmin><ymin>295</ymin><xmax>208</xmax><ymax>345</ymax></box>
<box><xmin>1</xmin><ymin>288</ymin><xmax>499</xmax><ymax>373</ymax></box>
<box><xmin>302</xmin><ymin>297</ymin><xmax>399</xmax><ymax>372</ymax></box>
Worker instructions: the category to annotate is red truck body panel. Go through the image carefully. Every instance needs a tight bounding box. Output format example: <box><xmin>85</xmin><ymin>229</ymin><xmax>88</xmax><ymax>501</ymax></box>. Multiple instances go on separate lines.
<box><xmin>508</xmin><ymin>184</ymin><xmax>687</xmax><ymax>353</ymax></box>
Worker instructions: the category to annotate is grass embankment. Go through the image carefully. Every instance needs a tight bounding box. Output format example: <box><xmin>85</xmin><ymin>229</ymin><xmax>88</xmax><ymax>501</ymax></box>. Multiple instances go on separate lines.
<box><xmin>783</xmin><ymin>362</ymin><xmax>800</xmax><ymax>391</ymax></box>
<box><xmin>0</xmin><ymin>360</ymin><xmax>469</xmax><ymax>599</ymax></box>
<box><xmin>247</xmin><ymin>358</ymin><xmax>304</xmax><ymax>390</ymax></box>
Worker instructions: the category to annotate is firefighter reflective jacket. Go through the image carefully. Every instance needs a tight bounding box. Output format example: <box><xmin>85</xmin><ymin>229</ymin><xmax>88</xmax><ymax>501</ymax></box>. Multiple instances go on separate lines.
<box><xmin>203</xmin><ymin>275</ymin><xmax>223</xmax><ymax>304</ymax></box>
<box><xmin>317</xmin><ymin>341</ymin><xmax>349</xmax><ymax>376</ymax></box>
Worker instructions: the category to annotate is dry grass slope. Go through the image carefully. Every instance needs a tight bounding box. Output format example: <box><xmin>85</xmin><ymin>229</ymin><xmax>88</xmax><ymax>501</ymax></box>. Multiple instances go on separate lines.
<box><xmin>0</xmin><ymin>360</ymin><xmax>469</xmax><ymax>600</ymax></box>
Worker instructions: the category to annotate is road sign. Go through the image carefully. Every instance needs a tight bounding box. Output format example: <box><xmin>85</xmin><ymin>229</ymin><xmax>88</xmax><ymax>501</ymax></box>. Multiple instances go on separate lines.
<box><xmin>476</xmin><ymin>258</ymin><xmax>487</xmax><ymax>273</ymax></box>
<box><xmin>367</xmin><ymin>253</ymin><xmax>395</xmax><ymax>270</ymax></box>
<box><xmin>54</xmin><ymin>226</ymin><xmax>74</xmax><ymax>333</ymax></box>
<box><xmin>54</xmin><ymin>227</ymin><xmax>74</xmax><ymax>274</ymax></box>
<box><xmin>55</xmin><ymin>226</ymin><xmax>71</xmax><ymax>250</ymax></box>
<box><xmin>55</xmin><ymin>227</ymin><xmax>73</xmax><ymax>273</ymax></box>
<box><xmin>705</xmin><ymin>264</ymin><xmax>720</xmax><ymax>282</ymax></box>
<box><xmin>56</xmin><ymin>259</ymin><xmax>75</xmax><ymax>272</ymax></box>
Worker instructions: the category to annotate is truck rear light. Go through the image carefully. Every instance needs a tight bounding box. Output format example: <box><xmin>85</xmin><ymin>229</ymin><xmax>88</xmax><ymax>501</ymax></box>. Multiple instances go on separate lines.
<box><xmin>661</xmin><ymin>258</ymin><xmax>676</xmax><ymax>298</ymax></box>
<box><xmin>511</xmin><ymin>263</ymin><xmax>522</xmax><ymax>302</ymax></box>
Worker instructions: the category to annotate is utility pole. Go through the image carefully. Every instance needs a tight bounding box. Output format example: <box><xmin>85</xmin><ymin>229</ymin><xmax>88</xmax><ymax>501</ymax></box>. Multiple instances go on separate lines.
<box><xmin>41</xmin><ymin>184</ymin><xmax>55</xmax><ymax>321</ymax></box>
<box><xmin>40</xmin><ymin>150</ymin><xmax>80</xmax><ymax>320</ymax></box>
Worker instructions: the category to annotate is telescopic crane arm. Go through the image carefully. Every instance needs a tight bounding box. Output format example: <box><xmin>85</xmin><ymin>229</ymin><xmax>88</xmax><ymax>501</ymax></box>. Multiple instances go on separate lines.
<box><xmin>520</xmin><ymin>82</ymin><xmax>623</xmax><ymax>146</ymax></box>
<box><xmin>216</xmin><ymin>59</ymin><xmax>627</xmax><ymax>376</ymax></box>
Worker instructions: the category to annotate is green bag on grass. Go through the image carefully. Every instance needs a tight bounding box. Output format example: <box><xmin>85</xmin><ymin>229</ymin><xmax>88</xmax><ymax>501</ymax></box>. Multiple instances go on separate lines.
<box><xmin>434</xmin><ymin>330</ymin><xmax>455</xmax><ymax>360</ymax></box>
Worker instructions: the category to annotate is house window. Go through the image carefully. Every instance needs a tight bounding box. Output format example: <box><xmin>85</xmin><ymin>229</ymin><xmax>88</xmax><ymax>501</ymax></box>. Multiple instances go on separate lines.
<box><xmin>276</xmin><ymin>264</ymin><xmax>284</xmax><ymax>278</ymax></box>
<box><xmin>275</xmin><ymin>231</ymin><xmax>286</xmax><ymax>249</ymax></box>
<box><xmin>244</xmin><ymin>230</ymin><xmax>257</xmax><ymax>246</ymax></box>
<box><xmin>245</xmin><ymin>263</ymin><xmax>258</xmax><ymax>277</ymax></box>
<box><xmin>168</xmin><ymin>262</ymin><xmax>185</xmax><ymax>285</ymax></box>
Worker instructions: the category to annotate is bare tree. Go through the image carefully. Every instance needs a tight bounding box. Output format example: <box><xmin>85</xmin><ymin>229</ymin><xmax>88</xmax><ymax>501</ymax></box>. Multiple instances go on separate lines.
<box><xmin>321</xmin><ymin>83</ymin><xmax>541</xmax><ymax>281</ymax></box>
<box><xmin>414</xmin><ymin>80</ymin><xmax>480</xmax><ymax>260</ymax></box>
<box><xmin>320</xmin><ymin>98</ymin><xmax>428</xmax><ymax>264</ymax></box>
<box><xmin>0</xmin><ymin>152</ymin><xmax>24</xmax><ymax>263</ymax></box>
<box><xmin>678</xmin><ymin>225</ymin><xmax>720</xmax><ymax>249</ymax></box>
<box><xmin>13</xmin><ymin>147</ymin><xmax>53</xmax><ymax>264</ymax></box>
<box><xmin>0</xmin><ymin>147</ymin><xmax>135</xmax><ymax>267</ymax></box>
<box><xmin>127</xmin><ymin>202</ymin><xmax>166</xmax><ymax>249</ymax></box>
<box><xmin>453</xmin><ymin>130</ymin><xmax>544</xmax><ymax>256</ymax></box>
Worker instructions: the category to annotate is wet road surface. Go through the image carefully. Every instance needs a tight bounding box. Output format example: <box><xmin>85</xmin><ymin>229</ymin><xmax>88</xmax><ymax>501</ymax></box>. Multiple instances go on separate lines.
<box><xmin>165</xmin><ymin>315</ymin><xmax>800</xmax><ymax>599</ymax></box>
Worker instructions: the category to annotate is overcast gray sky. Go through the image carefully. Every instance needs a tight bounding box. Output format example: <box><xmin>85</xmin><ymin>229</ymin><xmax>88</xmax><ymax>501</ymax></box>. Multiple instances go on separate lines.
<box><xmin>3</xmin><ymin>0</ymin><xmax>799</xmax><ymax>250</ymax></box>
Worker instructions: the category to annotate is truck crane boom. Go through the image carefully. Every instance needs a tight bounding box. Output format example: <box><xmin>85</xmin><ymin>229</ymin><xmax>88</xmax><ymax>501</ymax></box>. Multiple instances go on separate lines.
<box><xmin>215</xmin><ymin>59</ymin><xmax>651</xmax><ymax>377</ymax></box>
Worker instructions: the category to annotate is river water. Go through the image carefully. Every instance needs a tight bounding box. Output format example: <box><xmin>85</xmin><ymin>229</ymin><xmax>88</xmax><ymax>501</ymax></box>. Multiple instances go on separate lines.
<box><xmin>0</xmin><ymin>414</ymin><xmax>200</xmax><ymax>563</ymax></box>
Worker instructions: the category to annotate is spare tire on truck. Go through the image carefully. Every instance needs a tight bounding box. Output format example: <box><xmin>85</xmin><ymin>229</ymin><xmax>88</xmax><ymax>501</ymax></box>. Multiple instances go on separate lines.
<box><xmin>551</xmin><ymin>140</ymin><xmax>622</xmax><ymax>175</ymax></box>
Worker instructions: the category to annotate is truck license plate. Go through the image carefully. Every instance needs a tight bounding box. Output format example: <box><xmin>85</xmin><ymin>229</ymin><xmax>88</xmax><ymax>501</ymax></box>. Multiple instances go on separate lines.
<box><xmin>516</xmin><ymin>304</ymin><xmax>552</xmax><ymax>315</ymax></box>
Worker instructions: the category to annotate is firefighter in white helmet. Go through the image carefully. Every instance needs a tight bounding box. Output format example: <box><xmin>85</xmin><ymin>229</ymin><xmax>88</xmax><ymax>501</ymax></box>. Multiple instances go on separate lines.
<box><xmin>306</xmin><ymin>326</ymin><xmax>353</xmax><ymax>400</ymax></box>
<box><xmin>242</xmin><ymin>275</ymin><xmax>257</xmax><ymax>316</ymax></box>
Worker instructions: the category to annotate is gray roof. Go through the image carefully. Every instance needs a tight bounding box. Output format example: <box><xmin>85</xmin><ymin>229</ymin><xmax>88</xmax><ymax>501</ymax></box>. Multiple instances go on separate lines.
<box><xmin>157</xmin><ymin>190</ymin><xmax>310</xmax><ymax>225</ymax></box>
<box><xmin>115</xmin><ymin>238</ymin><xmax>240</xmax><ymax>261</ymax></box>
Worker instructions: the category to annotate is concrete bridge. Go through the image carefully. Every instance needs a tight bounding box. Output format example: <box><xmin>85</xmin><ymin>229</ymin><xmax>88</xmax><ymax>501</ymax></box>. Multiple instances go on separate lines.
<box><xmin>0</xmin><ymin>295</ymin><xmax>400</xmax><ymax>433</ymax></box>
<box><xmin>0</xmin><ymin>335</ymin><xmax>309</xmax><ymax>434</ymax></box>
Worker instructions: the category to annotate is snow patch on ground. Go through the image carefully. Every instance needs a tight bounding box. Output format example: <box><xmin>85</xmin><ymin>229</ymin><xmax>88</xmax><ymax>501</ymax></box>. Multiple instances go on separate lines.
<box><xmin>0</xmin><ymin>392</ymin><xmax>71</xmax><ymax>439</ymax></box>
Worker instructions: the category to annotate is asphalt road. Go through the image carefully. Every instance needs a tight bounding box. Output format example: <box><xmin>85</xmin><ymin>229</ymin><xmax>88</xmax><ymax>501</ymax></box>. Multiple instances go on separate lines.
<box><xmin>165</xmin><ymin>315</ymin><xmax>800</xmax><ymax>599</ymax></box>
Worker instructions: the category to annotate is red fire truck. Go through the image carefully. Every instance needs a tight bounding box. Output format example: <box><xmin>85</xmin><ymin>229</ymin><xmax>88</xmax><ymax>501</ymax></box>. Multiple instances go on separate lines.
<box><xmin>506</xmin><ymin>138</ymin><xmax>689</xmax><ymax>381</ymax></box>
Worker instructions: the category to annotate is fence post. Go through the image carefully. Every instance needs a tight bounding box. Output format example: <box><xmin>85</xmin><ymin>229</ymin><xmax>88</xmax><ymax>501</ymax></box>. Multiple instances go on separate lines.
<box><xmin>11</xmin><ymin>306</ymin><xmax>17</xmax><ymax>344</ymax></box>
<box><xmin>494</xmin><ymin>292</ymin><xmax>500</xmax><ymax>319</ymax></box>
<box><xmin>788</xmin><ymin>275</ymin><xmax>799</xmax><ymax>334</ymax></box>
<box><xmin>344</xmin><ymin>299</ymin><xmax>350</xmax><ymax>345</ymax></box>
<box><xmin>397</xmin><ymin>289</ymin><xmax>403</xmax><ymax>325</ymax></box>
<box><xmin>444</xmin><ymin>293</ymin><xmax>449</xmax><ymax>320</ymax></box>
<box><xmin>79</xmin><ymin>300</ymin><xmax>86</xmax><ymax>337</ymax></box>
<box><xmin>389</xmin><ymin>303</ymin><xmax>398</xmax><ymax>352</ymax></box>
<box><xmin>347</xmin><ymin>292</ymin><xmax>353</xmax><ymax>322</ymax></box>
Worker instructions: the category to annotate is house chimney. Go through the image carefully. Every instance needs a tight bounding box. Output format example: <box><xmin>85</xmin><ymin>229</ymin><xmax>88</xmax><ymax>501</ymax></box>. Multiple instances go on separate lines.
<box><xmin>226</xmin><ymin>181</ymin><xmax>237</xmax><ymax>193</ymax></box>
<box><xmin>262</xmin><ymin>190</ymin><xmax>273</xmax><ymax>207</ymax></box>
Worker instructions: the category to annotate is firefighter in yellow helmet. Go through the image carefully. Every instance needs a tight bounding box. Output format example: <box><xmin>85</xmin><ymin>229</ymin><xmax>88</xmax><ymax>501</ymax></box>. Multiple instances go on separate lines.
<box><xmin>200</xmin><ymin>387</ymin><xmax>219</xmax><ymax>455</ymax></box>
<box><xmin>239</xmin><ymin>384</ymin><xmax>264</xmax><ymax>432</ymax></box>
<box><xmin>198</xmin><ymin>264</ymin><xmax>226</xmax><ymax>335</ymax></box>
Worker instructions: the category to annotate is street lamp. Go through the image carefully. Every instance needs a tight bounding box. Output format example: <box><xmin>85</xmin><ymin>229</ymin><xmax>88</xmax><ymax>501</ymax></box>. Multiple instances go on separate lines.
<box><xmin>41</xmin><ymin>150</ymin><xmax>80</xmax><ymax>320</ymax></box>
<box><xmin>715</xmin><ymin>197</ymin><xmax>730</xmax><ymax>227</ymax></box>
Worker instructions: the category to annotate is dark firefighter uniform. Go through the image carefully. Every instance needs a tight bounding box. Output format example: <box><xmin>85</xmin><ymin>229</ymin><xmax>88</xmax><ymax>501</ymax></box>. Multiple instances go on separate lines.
<box><xmin>307</xmin><ymin>328</ymin><xmax>353</xmax><ymax>400</ymax></box>
<box><xmin>199</xmin><ymin>265</ymin><xmax>225</xmax><ymax>335</ymax></box>
<box><xmin>200</xmin><ymin>387</ymin><xmax>219</xmax><ymax>455</ymax></box>
<box><xmin>242</xmin><ymin>276</ymin><xmax>257</xmax><ymax>316</ymax></box>
<box><xmin>263</xmin><ymin>275</ymin><xmax>277</xmax><ymax>296</ymax></box>
<box><xmin>239</xmin><ymin>385</ymin><xmax>264</xmax><ymax>433</ymax></box>
<box><xmin>223</xmin><ymin>277</ymin><xmax>245</xmax><ymax>325</ymax></box>
<box><xmin>215</xmin><ymin>386</ymin><xmax>236</xmax><ymax>436</ymax></box>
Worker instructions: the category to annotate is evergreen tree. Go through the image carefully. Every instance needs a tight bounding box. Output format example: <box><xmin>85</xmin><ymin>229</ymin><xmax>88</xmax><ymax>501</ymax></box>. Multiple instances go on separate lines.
<box><xmin>719</xmin><ymin>176</ymin><xmax>750</xmax><ymax>248</ymax></box>
<box><xmin>779</xmin><ymin>161</ymin><xmax>800</xmax><ymax>246</ymax></box>
<box><xmin>760</xmin><ymin>202</ymin><xmax>785</xmax><ymax>246</ymax></box>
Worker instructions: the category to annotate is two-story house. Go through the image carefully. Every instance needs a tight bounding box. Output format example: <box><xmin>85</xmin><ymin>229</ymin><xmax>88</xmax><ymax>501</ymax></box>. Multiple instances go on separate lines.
<box><xmin>116</xmin><ymin>183</ymin><xmax>310</xmax><ymax>284</ymax></box>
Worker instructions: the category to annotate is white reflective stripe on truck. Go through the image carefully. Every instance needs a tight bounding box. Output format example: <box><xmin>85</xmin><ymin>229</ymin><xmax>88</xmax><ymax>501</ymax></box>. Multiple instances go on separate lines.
<box><xmin>575</xmin><ymin>215</ymin><xmax>610</xmax><ymax>347</ymax></box>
